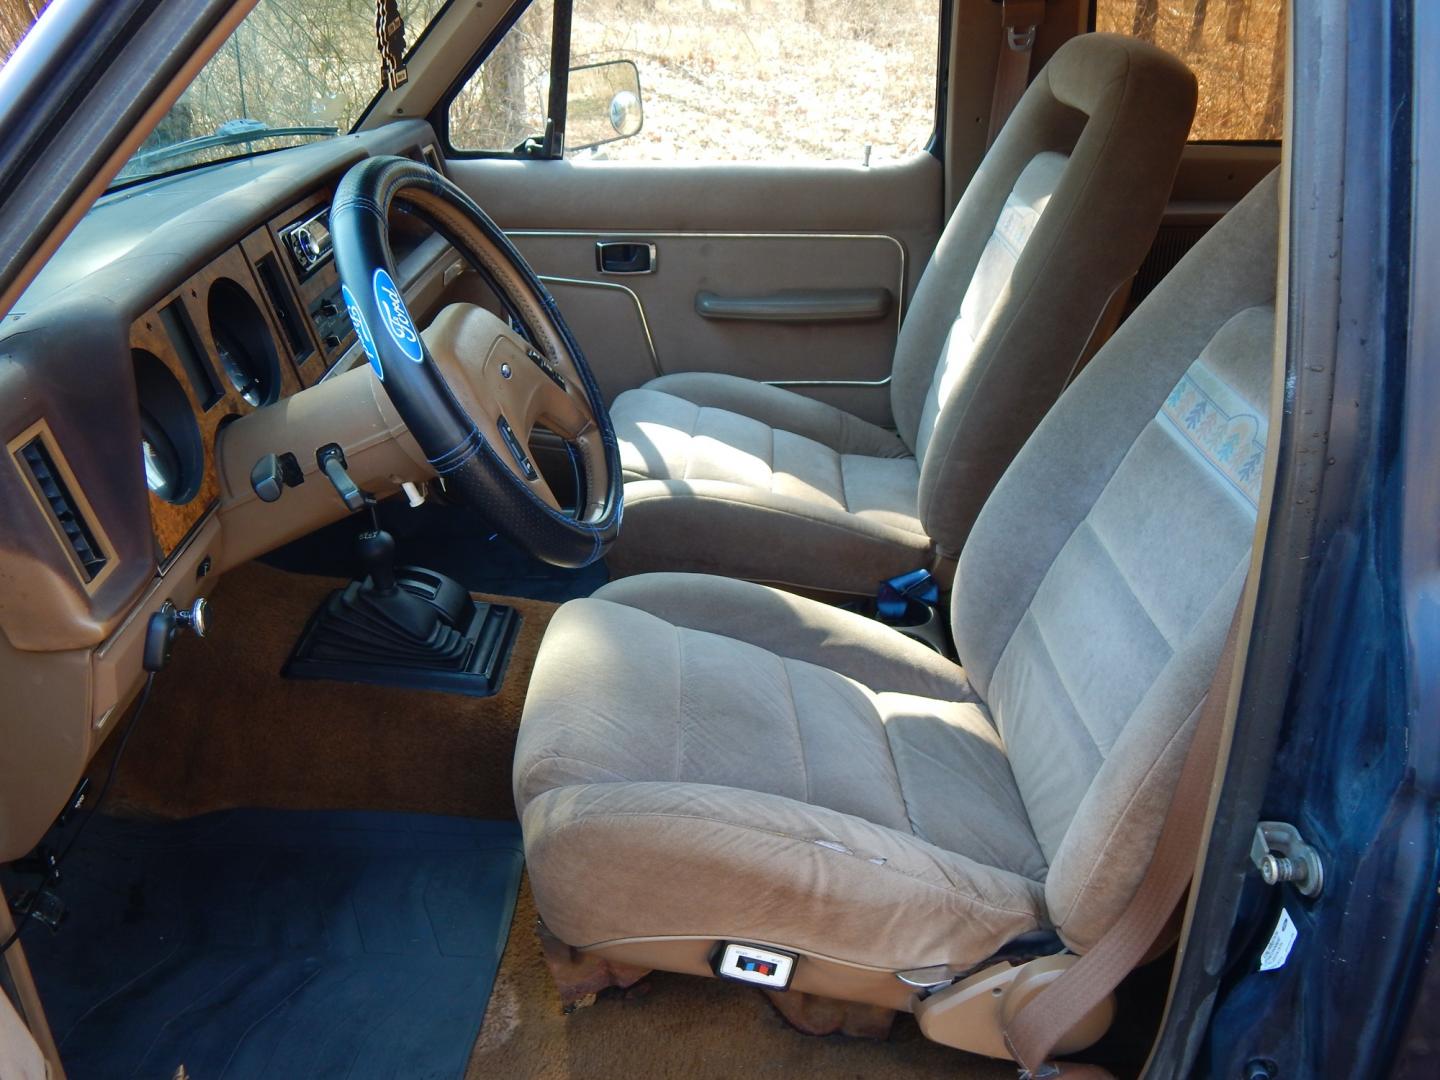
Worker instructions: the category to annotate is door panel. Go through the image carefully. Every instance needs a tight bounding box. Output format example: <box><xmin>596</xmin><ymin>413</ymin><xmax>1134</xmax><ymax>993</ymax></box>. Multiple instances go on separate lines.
<box><xmin>513</xmin><ymin>231</ymin><xmax>905</xmax><ymax>420</ymax></box>
<box><xmin>448</xmin><ymin>154</ymin><xmax>943</xmax><ymax>425</ymax></box>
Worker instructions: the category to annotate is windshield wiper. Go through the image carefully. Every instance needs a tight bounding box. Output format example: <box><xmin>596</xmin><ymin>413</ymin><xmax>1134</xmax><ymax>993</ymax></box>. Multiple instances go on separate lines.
<box><xmin>124</xmin><ymin>120</ymin><xmax>339</xmax><ymax>174</ymax></box>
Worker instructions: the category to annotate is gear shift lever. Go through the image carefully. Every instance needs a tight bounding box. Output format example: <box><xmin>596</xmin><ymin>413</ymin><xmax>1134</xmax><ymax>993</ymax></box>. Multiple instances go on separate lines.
<box><xmin>356</xmin><ymin>527</ymin><xmax>398</xmax><ymax>595</ymax></box>
<box><xmin>285</xmin><ymin>441</ymin><xmax>521</xmax><ymax>697</ymax></box>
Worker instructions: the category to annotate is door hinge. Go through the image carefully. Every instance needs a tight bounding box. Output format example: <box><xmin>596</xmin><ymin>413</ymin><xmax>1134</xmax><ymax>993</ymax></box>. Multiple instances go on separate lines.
<box><xmin>1250</xmin><ymin>820</ymin><xmax>1324</xmax><ymax>897</ymax></box>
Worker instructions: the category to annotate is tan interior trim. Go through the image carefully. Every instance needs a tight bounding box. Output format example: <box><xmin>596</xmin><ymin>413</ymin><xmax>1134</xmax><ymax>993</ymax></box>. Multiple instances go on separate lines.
<box><xmin>538</xmin><ymin>275</ymin><xmax>661</xmax><ymax>376</ymax></box>
<box><xmin>6</xmin><ymin>418</ymin><xmax>119</xmax><ymax>595</ymax></box>
<box><xmin>511</xmin><ymin>229</ymin><xmax>909</xmax><ymax>377</ymax></box>
<box><xmin>0</xmin><ymin>0</ymin><xmax>262</xmax><ymax>321</ymax></box>
<box><xmin>0</xmin><ymin>892</ymin><xmax>63</xmax><ymax>1078</ymax></box>
<box><xmin>945</xmin><ymin>0</ymin><xmax>1091</xmax><ymax>216</ymax></box>
<box><xmin>1142</xmin><ymin>59</ymin><xmax>1293</xmax><ymax>1080</ymax></box>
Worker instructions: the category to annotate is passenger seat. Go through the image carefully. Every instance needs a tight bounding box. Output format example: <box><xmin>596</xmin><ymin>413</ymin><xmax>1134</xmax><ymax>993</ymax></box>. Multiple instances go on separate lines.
<box><xmin>606</xmin><ymin>33</ymin><xmax>1198</xmax><ymax>595</ymax></box>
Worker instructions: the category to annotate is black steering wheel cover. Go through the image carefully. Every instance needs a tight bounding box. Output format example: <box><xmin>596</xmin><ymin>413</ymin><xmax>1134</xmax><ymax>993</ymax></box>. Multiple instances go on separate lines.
<box><xmin>330</xmin><ymin>155</ymin><xmax>622</xmax><ymax>568</ymax></box>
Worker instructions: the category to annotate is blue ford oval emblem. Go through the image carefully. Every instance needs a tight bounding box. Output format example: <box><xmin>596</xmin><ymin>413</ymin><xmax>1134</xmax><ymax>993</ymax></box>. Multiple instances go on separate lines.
<box><xmin>372</xmin><ymin>267</ymin><xmax>423</xmax><ymax>363</ymax></box>
<box><xmin>342</xmin><ymin>284</ymin><xmax>383</xmax><ymax>381</ymax></box>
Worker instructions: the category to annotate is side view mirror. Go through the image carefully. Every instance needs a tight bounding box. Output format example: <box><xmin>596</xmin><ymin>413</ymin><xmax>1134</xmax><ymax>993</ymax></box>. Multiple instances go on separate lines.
<box><xmin>566</xmin><ymin>59</ymin><xmax>644</xmax><ymax>153</ymax></box>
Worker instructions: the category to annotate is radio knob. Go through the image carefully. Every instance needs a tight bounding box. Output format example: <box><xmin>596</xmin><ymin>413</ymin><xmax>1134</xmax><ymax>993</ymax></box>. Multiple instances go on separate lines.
<box><xmin>319</xmin><ymin>298</ymin><xmax>338</xmax><ymax>317</ymax></box>
<box><xmin>294</xmin><ymin>227</ymin><xmax>318</xmax><ymax>263</ymax></box>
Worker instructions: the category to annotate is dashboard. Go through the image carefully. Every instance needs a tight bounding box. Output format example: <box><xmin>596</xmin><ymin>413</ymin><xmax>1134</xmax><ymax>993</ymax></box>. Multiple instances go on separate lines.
<box><xmin>0</xmin><ymin>121</ymin><xmax>461</xmax><ymax>861</ymax></box>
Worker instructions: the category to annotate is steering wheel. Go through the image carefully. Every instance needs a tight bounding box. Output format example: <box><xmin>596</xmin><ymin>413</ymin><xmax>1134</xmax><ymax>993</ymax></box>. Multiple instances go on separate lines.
<box><xmin>329</xmin><ymin>156</ymin><xmax>622</xmax><ymax>568</ymax></box>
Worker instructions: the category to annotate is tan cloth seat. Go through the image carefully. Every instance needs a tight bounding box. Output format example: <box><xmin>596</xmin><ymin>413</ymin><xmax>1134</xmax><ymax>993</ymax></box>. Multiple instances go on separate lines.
<box><xmin>607</xmin><ymin>33</ymin><xmax>1198</xmax><ymax>595</ymax></box>
<box><xmin>516</xmin><ymin>172</ymin><xmax>1280</xmax><ymax>999</ymax></box>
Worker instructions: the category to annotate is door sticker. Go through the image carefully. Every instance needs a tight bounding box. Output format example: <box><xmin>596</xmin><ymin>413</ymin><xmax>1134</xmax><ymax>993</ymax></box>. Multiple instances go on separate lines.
<box><xmin>342</xmin><ymin>284</ymin><xmax>382</xmax><ymax>381</ymax></box>
<box><xmin>373</xmin><ymin>267</ymin><xmax>424</xmax><ymax>363</ymax></box>
<box><xmin>1258</xmin><ymin>907</ymin><xmax>1298</xmax><ymax>972</ymax></box>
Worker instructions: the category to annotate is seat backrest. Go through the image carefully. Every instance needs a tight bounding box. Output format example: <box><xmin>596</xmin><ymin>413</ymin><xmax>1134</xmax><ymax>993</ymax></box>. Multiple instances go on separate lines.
<box><xmin>891</xmin><ymin>32</ymin><xmax>1196</xmax><ymax>561</ymax></box>
<box><xmin>952</xmin><ymin>170</ymin><xmax>1280</xmax><ymax>953</ymax></box>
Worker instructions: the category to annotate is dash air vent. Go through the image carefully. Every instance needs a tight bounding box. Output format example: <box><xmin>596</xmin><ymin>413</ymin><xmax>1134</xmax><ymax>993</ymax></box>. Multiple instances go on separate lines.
<box><xmin>17</xmin><ymin>435</ymin><xmax>108</xmax><ymax>582</ymax></box>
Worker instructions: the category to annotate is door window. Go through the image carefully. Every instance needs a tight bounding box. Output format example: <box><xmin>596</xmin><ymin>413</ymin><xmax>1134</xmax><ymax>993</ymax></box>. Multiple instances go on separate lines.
<box><xmin>447</xmin><ymin>0</ymin><xmax>942</xmax><ymax>164</ymax></box>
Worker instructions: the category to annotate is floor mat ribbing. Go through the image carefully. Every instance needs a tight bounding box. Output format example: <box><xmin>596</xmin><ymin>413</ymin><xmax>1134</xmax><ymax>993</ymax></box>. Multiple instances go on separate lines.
<box><xmin>6</xmin><ymin>809</ymin><xmax>523</xmax><ymax>1079</ymax></box>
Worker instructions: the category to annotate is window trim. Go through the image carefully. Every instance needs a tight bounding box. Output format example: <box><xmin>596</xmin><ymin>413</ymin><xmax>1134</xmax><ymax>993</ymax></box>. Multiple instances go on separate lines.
<box><xmin>927</xmin><ymin>0</ymin><xmax>954</xmax><ymax>162</ymax></box>
<box><xmin>1082</xmin><ymin>0</ymin><xmax>1290</xmax><ymax>149</ymax></box>
<box><xmin>434</xmin><ymin>0</ymin><xmax>949</xmax><ymax>164</ymax></box>
<box><xmin>431</xmin><ymin>0</ymin><xmax>553</xmax><ymax>160</ymax></box>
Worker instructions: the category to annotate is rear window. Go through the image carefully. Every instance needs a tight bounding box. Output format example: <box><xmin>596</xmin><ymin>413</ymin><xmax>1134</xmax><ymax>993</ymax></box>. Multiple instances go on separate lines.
<box><xmin>1093</xmin><ymin>0</ymin><xmax>1286</xmax><ymax>142</ymax></box>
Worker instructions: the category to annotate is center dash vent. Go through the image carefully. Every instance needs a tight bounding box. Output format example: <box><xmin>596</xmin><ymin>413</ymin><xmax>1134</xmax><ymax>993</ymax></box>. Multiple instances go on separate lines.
<box><xmin>17</xmin><ymin>435</ymin><xmax>108</xmax><ymax>582</ymax></box>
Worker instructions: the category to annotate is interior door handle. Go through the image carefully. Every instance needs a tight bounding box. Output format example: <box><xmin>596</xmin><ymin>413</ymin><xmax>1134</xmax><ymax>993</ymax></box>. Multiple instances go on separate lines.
<box><xmin>596</xmin><ymin>241</ymin><xmax>656</xmax><ymax>274</ymax></box>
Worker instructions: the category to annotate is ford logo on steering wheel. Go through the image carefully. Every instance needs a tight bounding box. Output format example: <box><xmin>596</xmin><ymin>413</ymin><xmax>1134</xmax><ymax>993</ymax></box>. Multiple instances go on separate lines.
<box><xmin>372</xmin><ymin>267</ymin><xmax>423</xmax><ymax>363</ymax></box>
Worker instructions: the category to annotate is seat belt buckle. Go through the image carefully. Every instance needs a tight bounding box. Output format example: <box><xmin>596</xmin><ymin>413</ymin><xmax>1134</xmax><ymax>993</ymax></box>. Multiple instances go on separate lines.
<box><xmin>876</xmin><ymin>568</ymin><xmax>940</xmax><ymax>621</ymax></box>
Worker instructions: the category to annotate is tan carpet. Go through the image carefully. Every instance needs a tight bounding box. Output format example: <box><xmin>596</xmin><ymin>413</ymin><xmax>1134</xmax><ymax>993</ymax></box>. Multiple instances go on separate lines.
<box><xmin>468</xmin><ymin>878</ymin><xmax>1015</xmax><ymax>1080</ymax></box>
<box><xmin>104</xmin><ymin>560</ymin><xmax>551</xmax><ymax>821</ymax></box>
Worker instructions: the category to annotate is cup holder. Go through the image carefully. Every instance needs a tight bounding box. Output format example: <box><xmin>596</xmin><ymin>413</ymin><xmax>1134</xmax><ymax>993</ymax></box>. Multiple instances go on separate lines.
<box><xmin>876</xmin><ymin>597</ymin><xmax>952</xmax><ymax>656</ymax></box>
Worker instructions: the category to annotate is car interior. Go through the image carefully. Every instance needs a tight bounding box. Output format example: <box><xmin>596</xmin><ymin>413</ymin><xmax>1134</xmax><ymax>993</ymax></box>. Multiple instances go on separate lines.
<box><xmin>0</xmin><ymin>1</ymin><xmax>1298</xmax><ymax>1077</ymax></box>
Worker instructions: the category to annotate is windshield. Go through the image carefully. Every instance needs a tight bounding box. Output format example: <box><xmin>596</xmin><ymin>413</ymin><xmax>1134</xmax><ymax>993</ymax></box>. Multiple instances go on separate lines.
<box><xmin>114</xmin><ymin>0</ymin><xmax>447</xmax><ymax>186</ymax></box>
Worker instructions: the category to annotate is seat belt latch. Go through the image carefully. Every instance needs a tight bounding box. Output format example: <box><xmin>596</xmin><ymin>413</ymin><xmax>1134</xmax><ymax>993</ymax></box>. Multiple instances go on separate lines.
<box><xmin>877</xmin><ymin>568</ymin><xmax>940</xmax><ymax>620</ymax></box>
<box><xmin>999</xmin><ymin>0</ymin><xmax>1044</xmax><ymax>51</ymax></box>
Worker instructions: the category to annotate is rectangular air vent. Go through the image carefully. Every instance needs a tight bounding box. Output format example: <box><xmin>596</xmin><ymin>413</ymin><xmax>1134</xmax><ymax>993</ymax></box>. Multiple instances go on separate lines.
<box><xmin>256</xmin><ymin>253</ymin><xmax>314</xmax><ymax>363</ymax></box>
<box><xmin>16</xmin><ymin>435</ymin><xmax>108</xmax><ymax>582</ymax></box>
<box><xmin>159</xmin><ymin>298</ymin><xmax>222</xmax><ymax>408</ymax></box>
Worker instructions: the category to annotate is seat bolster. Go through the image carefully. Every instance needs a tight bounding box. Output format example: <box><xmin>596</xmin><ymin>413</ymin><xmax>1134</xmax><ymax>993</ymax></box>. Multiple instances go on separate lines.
<box><xmin>592</xmin><ymin>572</ymin><xmax>974</xmax><ymax>702</ymax></box>
<box><xmin>639</xmin><ymin>372</ymin><xmax>910</xmax><ymax>457</ymax></box>
<box><xmin>523</xmin><ymin>781</ymin><xmax>1047</xmax><ymax>972</ymax></box>
<box><xmin>608</xmin><ymin>479</ymin><xmax>934</xmax><ymax>597</ymax></box>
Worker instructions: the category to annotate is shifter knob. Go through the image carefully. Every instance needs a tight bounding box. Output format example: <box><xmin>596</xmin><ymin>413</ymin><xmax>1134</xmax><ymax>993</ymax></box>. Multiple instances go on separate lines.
<box><xmin>356</xmin><ymin>529</ymin><xmax>398</xmax><ymax>594</ymax></box>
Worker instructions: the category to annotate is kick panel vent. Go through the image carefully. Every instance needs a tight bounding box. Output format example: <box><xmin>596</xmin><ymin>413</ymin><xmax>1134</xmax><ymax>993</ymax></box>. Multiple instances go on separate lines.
<box><xmin>17</xmin><ymin>436</ymin><xmax>108</xmax><ymax>582</ymax></box>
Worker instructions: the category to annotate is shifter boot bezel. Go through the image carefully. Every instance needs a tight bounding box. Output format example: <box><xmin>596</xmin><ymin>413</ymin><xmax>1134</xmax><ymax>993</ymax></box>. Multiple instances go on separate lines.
<box><xmin>282</xmin><ymin>565</ymin><xmax>521</xmax><ymax>698</ymax></box>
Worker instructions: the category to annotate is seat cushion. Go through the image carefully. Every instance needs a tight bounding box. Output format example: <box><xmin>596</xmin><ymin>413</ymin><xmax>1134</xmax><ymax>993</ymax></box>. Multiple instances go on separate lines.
<box><xmin>609</xmin><ymin>373</ymin><xmax>933</xmax><ymax>595</ymax></box>
<box><xmin>515</xmin><ymin>573</ymin><xmax>1048</xmax><ymax>973</ymax></box>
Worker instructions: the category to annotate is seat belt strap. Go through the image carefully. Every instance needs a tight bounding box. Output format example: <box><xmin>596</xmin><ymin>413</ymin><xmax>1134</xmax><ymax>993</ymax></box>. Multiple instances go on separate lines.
<box><xmin>1003</xmin><ymin>597</ymin><xmax>1247</xmax><ymax>1078</ymax></box>
<box><xmin>988</xmin><ymin>0</ymin><xmax>1045</xmax><ymax>148</ymax></box>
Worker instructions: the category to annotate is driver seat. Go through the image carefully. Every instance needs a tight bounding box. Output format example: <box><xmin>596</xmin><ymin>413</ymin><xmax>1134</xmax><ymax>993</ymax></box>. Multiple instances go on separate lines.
<box><xmin>514</xmin><ymin>172</ymin><xmax>1278</xmax><ymax>1034</ymax></box>
<box><xmin>605</xmin><ymin>33</ymin><xmax>1198</xmax><ymax>595</ymax></box>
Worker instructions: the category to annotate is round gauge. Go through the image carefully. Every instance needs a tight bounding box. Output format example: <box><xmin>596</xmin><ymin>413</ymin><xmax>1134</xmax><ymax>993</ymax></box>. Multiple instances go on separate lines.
<box><xmin>207</xmin><ymin>279</ymin><xmax>280</xmax><ymax>406</ymax></box>
<box><xmin>132</xmin><ymin>349</ymin><xmax>203</xmax><ymax>505</ymax></box>
<box><xmin>139</xmin><ymin>410</ymin><xmax>182</xmax><ymax>501</ymax></box>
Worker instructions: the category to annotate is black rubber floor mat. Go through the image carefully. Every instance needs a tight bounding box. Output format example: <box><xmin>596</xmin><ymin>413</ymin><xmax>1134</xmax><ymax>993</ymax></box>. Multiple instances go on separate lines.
<box><xmin>5</xmin><ymin>810</ymin><xmax>523</xmax><ymax>1079</ymax></box>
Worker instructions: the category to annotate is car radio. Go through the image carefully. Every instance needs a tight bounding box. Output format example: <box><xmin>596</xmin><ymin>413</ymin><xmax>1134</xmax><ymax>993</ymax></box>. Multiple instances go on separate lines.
<box><xmin>280</xmin><ymin>208</ymin><xmax>332</xmax><ymax>278</ymax></box>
